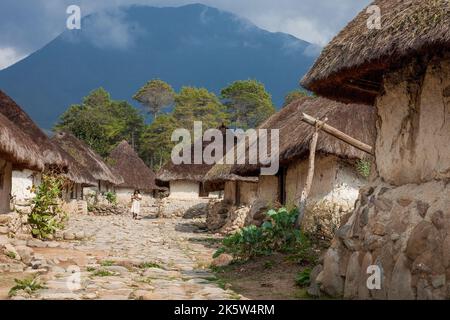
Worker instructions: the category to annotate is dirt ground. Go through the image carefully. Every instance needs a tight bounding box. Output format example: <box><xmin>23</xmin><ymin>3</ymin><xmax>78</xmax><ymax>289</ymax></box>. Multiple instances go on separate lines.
<box><xmin>212</xmin><ymin>253</ymin><xmax>316</xmax><ymax>300</ymax></box>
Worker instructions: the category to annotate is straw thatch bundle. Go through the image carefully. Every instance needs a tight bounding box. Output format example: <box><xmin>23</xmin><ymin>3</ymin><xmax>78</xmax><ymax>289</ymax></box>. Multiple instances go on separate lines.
<box><xmin>0</xmin><ymin>112</ymin><xmax>45</xmax><ymax>171</ymax></box>
<box><xmin>301</xmin><ymin>0</ymin><xmax>450</xmax><ymax>105</ymax></box>
<box><xmin>108</xmin><ymin>140</ymin><xmax>157</xmax><ymax>192</ymax></box>
<box><xmin>0</xmin><ymin>90</ymin><xmax>69</xmax><ymax>169</ymax></box>
<box><xmin>52</xmin><ymin>131</ymin><xmax>123</xmax><ymax>185</ymax></box>
<box><xmin>229</xmin><ymin>96</ymin><xmax>376</xmax><ymax>177</ymax></box>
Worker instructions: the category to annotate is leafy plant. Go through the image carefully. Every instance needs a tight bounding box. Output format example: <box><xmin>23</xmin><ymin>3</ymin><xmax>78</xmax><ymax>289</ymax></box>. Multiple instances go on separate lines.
<box><xmin>27</xmin><ymin>173</ymin><xmax>67</xmax><ymax>239</ymax></box>
<box><xmin>91</xmin><ymin>269</ymin><xmax>117</xmax><ymax>277</ymax></box>
<box><xmin>213</xmin><ymin>207</ymin><xmax>311</xmax><ymax>261</ymax></box>
<box><xmin>295</xmin><ymin>268</ymin><xmax>312</xmax><ymax>287</ymax></box>
<box><xmin>104</xmin><ymin>192</ymin><xmax>117</xmax><ymax>205</ymax></box>
<box><xmin>5</xmin><ymin>251</ymin><xmax>16</xmax><ymax>259</ymax></box>
<box><xmin>356</xmin><ymin>159</ymin><xmax>371</xmax><ymax>178</ymax></box>
<box><xmin>100</xmin><ymin>260</ymin><xmax>115</xmax><ymax>267</ymax></box>
<box><xmin>8</xmin><ymin>276</ymin><xmax>45</xmax><ymax>297</ymax></box>
<box><xmin>139</xmin><ymin>261</ymin><xmax>162</xmax><ymax>269</ymax></box>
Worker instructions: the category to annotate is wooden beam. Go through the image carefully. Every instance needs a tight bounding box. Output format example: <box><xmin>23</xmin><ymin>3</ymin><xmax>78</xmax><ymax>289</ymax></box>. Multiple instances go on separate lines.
<box><xmin>295</xmin><ymin>126</ymin><xmax>319</xmax><ymax>229</ymax></box>
<box><xmin>300</xmin><ymin>112</ymin><xmax>374</xmax><ymax>155</ymax></box>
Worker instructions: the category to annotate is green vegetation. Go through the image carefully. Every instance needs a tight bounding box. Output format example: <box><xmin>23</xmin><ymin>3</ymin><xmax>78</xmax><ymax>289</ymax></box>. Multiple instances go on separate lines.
<box><xmin>213</xmin><ymin>207</ymin><xmax>312</xmax><ymax>261</ymax></box>
<box><xmin>91</xmin><ymin>269</ymin><xmax>117</xmax><ymax>277</ymax></box>
<box><xmin>104</xmin><ymin>192</ymin><xmax>117</xmax><ymax>205</ymax></box>
<box><xmin>8</xmin><ymin>276</ymin><xmax>45</xmax><ymax>297</ymax></box>
<box><xmin>133</xmin><ymin>79</ymin><xmax>175</xmax><ymax>119</ymax></box>
<box><xmin>356</xmin><ymin>159</ymin><xmax>371</xmax><ymax>178</ymax></box>
<box><xmin>295</xmin><ymin>268</ymin><xmax>312</xmax><ymax>287</ymax></box>
<box><xmin>139</xmin><ymin>261</ymin><xmax>162</xmax><ymax>269</ymax></box>
<box><xmin>100</xmin><ymin>260</ymin><xmax>115</xmax><ymax>267</ymax></box>
<box><xmin>282</xmin><ymin>89</ymin><xmax>311</xmax><ymax>107</ymax></box>
<box><xmin>221</xmin><ymin>79</ymin><xmax>275</xmax><ymax>129</ymax></box>
<box><xmin>27</xmin><ymin>173</ymin><xmax>67</xmax><ymax>240</ymax></box>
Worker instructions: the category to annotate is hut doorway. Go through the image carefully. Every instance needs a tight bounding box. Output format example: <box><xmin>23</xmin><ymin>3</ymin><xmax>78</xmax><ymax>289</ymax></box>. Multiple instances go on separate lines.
<box><xmin>277</xmin><ymin>166</ymin><xmax>287</xmax><ymax>205</ymax></box>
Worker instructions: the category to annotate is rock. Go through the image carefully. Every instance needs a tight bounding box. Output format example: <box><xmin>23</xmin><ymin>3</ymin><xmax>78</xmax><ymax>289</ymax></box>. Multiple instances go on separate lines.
<box><xmin>3</xmin><ymin>243</ymin><xmax>20</xmax><ymax>260</ymax></box>
<box><xmin>317</xmin><ymin>248</ymin><xmax>344</xmax><ymax>297</ymax></box>
<box><xmin>27</xmin><ymin>239</ymin><xmax>47</xmax><ymax>248</ymax></box>
<box><xmin>416</xmin><ymin>201</ymin><xmax>429</xmax><ymax>218</ymax></box>
<box><xmin>388</xmin><ymin>254</ymin><xmax>414</xmax><ymax>300</ymax></box>
<box><xmin>397</xmin><ymin>198</ymin><xmax>413</xmax><ymax>207</ymax></box>
<box><xmin>372</xmin><ymin>222</ymin><xmax>386</xmax><ymax>236</ymax></box>
<box><xmin>15</xmin><ymin>246</ymin><xmax>34</xmax><ymax>265</ymax></box>
<box><xmin>105</xmin><ymin>266</ymin><xmax>129</xmax><ymax>274</ymax></box>
<box><xmin>75</xmin><ymin>231</ymin><xmax>85</xmax><ymax>240</ymax></box>
<box><xmin>373</xmin><ymin>197</ymin><xmax>393</xmax><ymax>212</ymax></box>
<box><xmin>307</xmin><ymin>265</ymin><xmax>323</xmax><ymax>297</ymax></box>
<box><xmin>211</xmin><ymin>254</ymin><xmax>233</xmax><ymax>267</ymax></box>
<box><xmin>443</xmin><ymin>236</ymin><xmax>450</xmax><ymax>268</ymax></box>
<box><xmin>343</xmin><ymin>252</ymin><xmax>362</xmax><ymax>299</ymax></box>
<box><xmin>416</xmin><ymin>279</ymin><xmax>433</xmax><ymax>300</ymax></box>
<box><xmin>357</xmin><ymin>252</ymin><xmax>373</xmax><ymax>299</ymax></box>
<box><xmin>431</xmin><ymin>274</ymin><xmax>446</xmax><ymax>289</ymax></box>
<box><xmin>0</xmin><ymin>215</ymin><xmax>12</xmax><ymax>224</ymax></box>
<box><xmin>406</xmin><ymin>221</ymin><xmax>441</xmax><ymax>260</ymax></box>
<box><xmin>0</xmin><ymin>226</ymin><xmax>9</xmax><ymax>234</ymax></box>
<box><xmin>431</xmin><ymin>211</ymin><xmax>445</xmax><ymax>230</ymax></box>
<box><xmin>63</xmin><ymin>232</ymin><xmax>76</xmax><ymax>240</ymax></box>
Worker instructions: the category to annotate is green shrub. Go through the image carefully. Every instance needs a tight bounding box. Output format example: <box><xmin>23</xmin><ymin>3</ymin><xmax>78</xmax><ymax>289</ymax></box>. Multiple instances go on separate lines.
<box><xmin>104</xmin><ymin>191</ymin><xmax>117</xmax><ymax>205</ymax></box>
<box><xmin>295</xmin><ymin>268</ymin><xmax>312</xmax><ymax>287</ymax></box>
<box><xmin>214</xmin><ymin>207</ymin><xmax>310</xmax><ymax>261</ymax></box>
<box><xmin>27</xmin><ymin>173</ymin><xmax>67</xmax><ymax>239</ymax></box>
<box><xmin>356</xmin><ymin>159</ymin><xmax>371</xmax><ymax>178</ymax></box>
<box><xmin>8</xmin><ymin>276</ymin><xmax>45</xmax><ymax>297</ymax></box>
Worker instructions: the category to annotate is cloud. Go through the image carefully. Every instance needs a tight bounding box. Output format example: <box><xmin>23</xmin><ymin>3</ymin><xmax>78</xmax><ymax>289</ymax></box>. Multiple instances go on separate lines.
<box><xmin>0</xmin><ymin>47</ymin><xmax>27</xmax><ymax>70</ymax></box>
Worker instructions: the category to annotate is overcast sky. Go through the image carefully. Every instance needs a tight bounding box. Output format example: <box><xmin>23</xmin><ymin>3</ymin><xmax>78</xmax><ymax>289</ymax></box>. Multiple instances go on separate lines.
<box><xmin>0</xmin><ymin>0</ymin><xmax>370</xmax><ymax>70</ymax></box>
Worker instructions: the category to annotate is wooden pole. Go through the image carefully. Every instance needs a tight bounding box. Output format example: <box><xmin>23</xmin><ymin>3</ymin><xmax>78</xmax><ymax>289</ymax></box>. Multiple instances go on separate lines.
<box><xmin>300</xmin><ymin>112</ymin><xmax>373</xmax><ymax>155</ymax></box>
<box><xmin>295</xmin><ymin>125</ymin><xmax>320</xmax><ymax>229</ymax></box>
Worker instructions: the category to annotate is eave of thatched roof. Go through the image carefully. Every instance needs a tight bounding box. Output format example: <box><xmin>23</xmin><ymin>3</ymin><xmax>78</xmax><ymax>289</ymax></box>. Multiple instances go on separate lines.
<box><xmin>0</xmin><ymin>113</ymin><xmax>45</xmax><ymax>171</ymax></box>
<box><xmin>0</xmin><ymin>90</ymin><xmax>69</xmax><ymax>169</ymax></box>
<box><xmin>231</xmin><ymin>96</ymin><xmax>376</xmax><ymax>176</ymax></box>
<box><xmin>301</xmin><ymin>0</ymin><xmax>450</xmax><ymax>105</ymax></box>
<box><xmin>52</xmin><ymin>131</ymin><xmax>123</xmax><ymax>185</ymax></box>
<box><xmin>108</xmin><ymin>140</ymin><xmax>157</xmax><ymax>191</ymax></box>
<box><xmin>50</xmin><ymin>137</ymin><xmax>97</xmax><ymax>186</ymax></box>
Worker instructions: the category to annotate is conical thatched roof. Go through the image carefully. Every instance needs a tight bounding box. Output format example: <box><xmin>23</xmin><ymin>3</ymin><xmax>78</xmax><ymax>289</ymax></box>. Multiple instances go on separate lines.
<box><xmin>0</xmin><ymin>90</ymin><xmax>69</xmax><ymax>169</ymax></box>
<box><xmin>52</xmin><ymin>131</ymin><xmax>123</xmax><ymax>185</ymax></box>
<box><xmin>157</xmin><ymin>125</ymin><xmax>231</xmax><ymax>183</ymax></box>
<box><xmin>50</xmin><ymin>137</ymin><xmax>97</xmax><ymax>186</ymax></box>
<box><xmin>301</xmin><ymin>0</ymin><xmax>450</xmax><ymax>105</ymax></box>
<box><xmin>230</xmin><ymin>97</ymin><xmax>376</xmax><ymax>176</ymax></box>
<box><xmin>108</xmin><ymin>141</ymin><xmax>157</xmax><ymax>192</ymax></box>
<box><xmin>0</xmin><ymin>112</ymin><xmax>45</xmax><ymax>171</ymax></box>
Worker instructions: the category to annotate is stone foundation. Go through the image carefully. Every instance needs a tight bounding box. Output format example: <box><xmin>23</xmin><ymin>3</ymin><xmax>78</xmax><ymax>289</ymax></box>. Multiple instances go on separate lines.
<box><xmin>158</xmin><ymin>197</ymin><xmax>210</xmax><ymax>218</ymax></box>
<box><xmin>315</xmin><ymin>179</ymin><xmax>450</xmax><ymax>299</ymax></box>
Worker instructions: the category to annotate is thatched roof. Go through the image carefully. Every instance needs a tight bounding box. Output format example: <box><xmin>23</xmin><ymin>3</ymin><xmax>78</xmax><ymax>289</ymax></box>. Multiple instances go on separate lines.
<box><xmin>50</xmin><ymin>137</ymin><xmax>97</xmax><ymax>186</ymax></box>
<box><xmin>0</xmin><ymin>112</ymin><xmax>45</xmax><ymax>171</ymax></box>
<box><xmin>52</xmin><ymin>131</ymin><xmax>123</xmax><ymax>185</ymax></box>
<box><xmin>0</xmin><ymin>90</ymin><xmax>69</xmax><ymax>169</ymax></box>
<box><xmin>301</xmin><ymin>0</ymin><xmax>450</xmax><ymax>105</ymax></box>
<box><xmin>231</xmin><ymin>97</ymin><xmax>376</xmax><ymax>176</ymax></box>
<box><xmin>156</xmin><ymin>125</ymin><xmax>231</xmax><ymax>183</ymax></box>
<box><xmin>108</xmin><ymin>141</ymin><xmax>157</xmax><ymax>191</ymax></box>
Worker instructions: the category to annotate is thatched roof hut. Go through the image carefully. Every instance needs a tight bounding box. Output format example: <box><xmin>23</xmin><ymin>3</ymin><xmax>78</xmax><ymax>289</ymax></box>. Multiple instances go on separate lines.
<box><xmin>52</xmin><ymin>131</ymin><xmax>123</xmax><ymax>185</ymax></box>
<box><xmin>108</xmin><ymin>140</ymin><xmax>157</xmax><ymax>192</ymax></box>
<box><xmin>301</xmin><ymin>0</ymin><xmax>450</xmax><ymax>105</ymax></box>
<box><xmin>230</xmin><ymin>96</ymin><xmax>376</xmax><ymax>176</ymax></box>
<box><xmin>157</xmin><ymin>125</ymin><xmax>230</xmax><ymax>183</ymax></box>
<box><xmin>0</xmin><ymin>90</ymin><xmax>69</xmax><ymax>170</ymax></box>
<box><xmin>0</xmin><ymin>112</ymin><xmax>45</xmax><ymax>171</ymax></box>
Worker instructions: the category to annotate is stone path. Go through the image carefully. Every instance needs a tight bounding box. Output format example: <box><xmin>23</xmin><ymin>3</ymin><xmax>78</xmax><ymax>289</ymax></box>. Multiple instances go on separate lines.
<box><xmin>8</xmin><ymin>214</ymin><xmax>241</xmax><ymax>300</ymax></box>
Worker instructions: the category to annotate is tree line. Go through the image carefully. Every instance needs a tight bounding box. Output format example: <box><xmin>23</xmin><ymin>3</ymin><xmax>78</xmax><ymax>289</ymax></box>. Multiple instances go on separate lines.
<box><xmin>55</xmin><ymin>79</ymin><xmax>309</xmax><ymax>169</ymax></box>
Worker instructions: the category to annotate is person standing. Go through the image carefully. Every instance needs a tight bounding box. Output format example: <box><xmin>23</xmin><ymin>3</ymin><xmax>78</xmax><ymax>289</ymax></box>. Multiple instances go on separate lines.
<box><xmin>131</xmin><ymin>190</ymin><xmax>142</xmax><ymax>219</ymax></box>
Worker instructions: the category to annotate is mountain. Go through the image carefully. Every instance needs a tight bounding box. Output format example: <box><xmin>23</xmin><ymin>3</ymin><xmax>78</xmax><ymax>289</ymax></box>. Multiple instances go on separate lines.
<box><xmin>0</xmin><ymin>4</ymin><xmax>319</xmax><ymax>129</ymax></box>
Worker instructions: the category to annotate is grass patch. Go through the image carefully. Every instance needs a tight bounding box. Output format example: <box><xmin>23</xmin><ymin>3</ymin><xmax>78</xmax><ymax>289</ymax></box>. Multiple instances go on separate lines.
<box><xmin>100</xmin><ymin>260</ymin><xmax>115</xmax><ymax>267</ymax></box>
<box><xmin>139</xmin><ymin>262</ymin><xmax>162</xmax><ymax>269</ymax></box>
<box><xmin>295</xmin><ymin>268</ymin><xmax>312</xmax><ymax>287</ymax></box>
<box><xmin>9</xmin><ymin>276</ymin><xmax>45</xmax><ymax>297</ymax></box>
<box><xmin>86</xmin><ymin>266</ymin><xmax>96</xmax><ymax>272</ymax></box>
<box><xmin>91</xmin><ymin>269</ymin><xmax>117</xmax><ymax>277</ymax></box>
<box><xmin>263</xmin><ymin>261</ymin><xmax>274</xmax><ymax>269</ymax></box>
<box><xmin>5</xmin><ymin>251</ymin><xmax>16</xmax><ymax>259</ymax></box>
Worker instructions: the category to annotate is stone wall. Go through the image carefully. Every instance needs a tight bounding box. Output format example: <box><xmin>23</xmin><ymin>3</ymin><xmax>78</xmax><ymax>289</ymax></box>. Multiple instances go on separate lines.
<box><xmin>158</xmin><ymin>197</ymin><xmax>210</xmax><ymax>218</ymax></box>
<box><xmin>315</xmin><ymin>55</ymin><xmax>450</xmax><ymax>300</ymax></box>
<box><xmin>0</xmin><ymin>159</ymin><xmax>12</xmax><ymax>214</ymax></box>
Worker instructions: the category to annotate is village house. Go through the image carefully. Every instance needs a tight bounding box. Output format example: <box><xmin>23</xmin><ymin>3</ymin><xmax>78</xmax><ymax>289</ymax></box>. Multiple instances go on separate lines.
<box><xmin>0</xmin><ymin>111</ymin><xmax>46</xmax><ymax>214</ymax></box>
<box><xmin>205</xmin><ymin>96</ymin><xmax>376</xmax><ymax>236</ymax></box>
<box><xmin>0</xmin><ymin>90</ymin><xmax>69</xmax><ymax>211</ymax></box>
<box><xmin>301</xmin><ymin>0</ymin><xmax>450</xmax><ymax>299</ymax></box>
<box><xmin>107</xmin><ymin>140</ymin><xmax>157</xmax><ymax>206</ymax></box>
<box><xmin>51</xmin><ymin>131</ymin><xmax>123</xmax><ymax>202</ymax></box>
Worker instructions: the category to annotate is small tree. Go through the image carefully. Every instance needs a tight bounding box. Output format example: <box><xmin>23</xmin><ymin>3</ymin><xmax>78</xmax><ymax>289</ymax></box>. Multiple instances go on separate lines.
<box><xmin>282</xmin><ymin>89</ymin><xmax>310</xmax><ymax>107</ymax></box>
<box><xmin>133</xmin><ymin>79</ymin><xmax>175</xmax><ymax>120</ymax></box>
<box><xmin>27</xmin><ymin>173</ymin><xmax>67</xmax><ymax>239</ymax></box>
